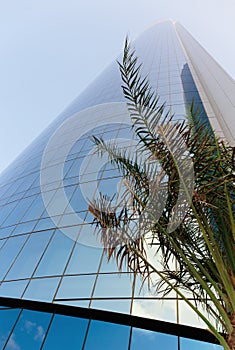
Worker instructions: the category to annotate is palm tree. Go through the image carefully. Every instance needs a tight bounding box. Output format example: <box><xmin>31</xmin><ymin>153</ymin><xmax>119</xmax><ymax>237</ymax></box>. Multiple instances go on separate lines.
<box><xmin>89</xmin><ymin>38</ymin><xmax>235</xmax><ymax>350</ymax></box>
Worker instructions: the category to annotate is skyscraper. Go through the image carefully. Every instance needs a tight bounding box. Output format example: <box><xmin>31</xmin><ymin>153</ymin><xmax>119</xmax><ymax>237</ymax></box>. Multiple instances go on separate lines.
<box><xmin>0</xmin><ymin>20</ymin><xmax>232</xmax><ymax>349</ymax></box>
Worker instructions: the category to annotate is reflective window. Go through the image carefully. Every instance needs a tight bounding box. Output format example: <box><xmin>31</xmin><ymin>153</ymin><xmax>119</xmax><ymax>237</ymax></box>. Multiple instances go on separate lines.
<box><xmin>0</xmin><ymin>239</ymin><xmax>6</xmax><ymax>249</ymax></box>
<box><xmin>23</xmin><ymin>277</ymin><xmax>60</xmax><ymax>302</ymax></box>
<box><xmin>132</xmin><ymin>299</ymin><xmax>177</xmax><ymax>323</ymax></box>
<box><xmin>0</xmin><ymin>226</ymin><xmax>14</xmax><ymax>239</ymax></box>
<box><xmin>0</xmin><ymin>235</ymin><xmax>28</xmax><ymax>280</ymax></box>
<box><xmin>2</xmin><ymin>196</ymin><xmax>36</xmax><ymax>227</ymax></box>
<box><xmin>12</xmin><ymin>220</ymin><xmax>37</xmax><ymax>235</ymax></box>
<box><xmin>64</xmin><ymin>185</ymin><xmax>89</xmax><ymax>213</ymax></box>
<box><xmin>42</xmin><ymin>314</ymin><xmax>88</xmax><ymax>349</ymax></box>
<box><xmin>178</xmin><ymin>301</ymin><xmax>207</xmax><ymax>328</ymax></box>
<box><xmin>35</xmin><ymin>231</ymin><xmax>73</xmax><ymax>277</ymax></box>
<box><xmin>0</xmin><ymin>280</ymin><xmax>28</xmax><ymax>298</ymax></box>
<box><xmin>21</xmin><ymin>195</ymin><xmax>46</xmax><ymax>221</ymax></box>
<box><xmin>84</xmin><ymin>320</ymin><xmax>130</xmax><ymax>350</ymax></box>
<box><xmin>180</xmin><ymin>337</ymin><xmax>223</xmax><ymax>350</ymax></box>
<box><xmin>5</xmin><ymin>309</ymin><xmax>52</xmax><ymax>350</ymax></box>
<box><xmin>34</xmin><ymin>217</ymin><xmax>56</xmax><ymax>231</ymax></box>
<box><xmin>91</xmin><ymin>299</ymin><xmax>131</xmax><ymax>314</ymax></box>
<box><xmin>55</xmin><ymin>275</ymin><xmax>96</xmax><ymax>304</ymax></box>
<box><xmin>99</xmin><ymin>254</ymin><xmax>120</xmax><ymax>272</ymax></box>
<box><xmin>5</xmin><ymin>230</ymin><xmax>53</xmax><ymax>280</ymax></box>
<box><xmin>0</xmin><ymin>201</ymin><xmax>18</xmax><ymax>226</ymax></box>
<box><xmin>0</xmin><ymin>308</ymin><xmax>21</xmax><ymax>349</ymax></box>
<box><xmin>131</xmin><ymin>328</ymin><xmax>178</xmax><ymax>349</ymax></box>
<box><xmin>93</xmin><ymin>273</ymin><xmax>132</xmax><ymax>298</ymax></box>
<box><xmin>65</xmin><ymin>244</ymin><xmax>102</xmax><ymax>275</ymax></box>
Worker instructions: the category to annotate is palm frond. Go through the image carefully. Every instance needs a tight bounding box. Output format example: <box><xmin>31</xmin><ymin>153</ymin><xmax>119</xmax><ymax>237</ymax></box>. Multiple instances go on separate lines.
<box><xmin>89</xmin><ymin>37</ymin><xmax>235</xmax><ymax>350</ymax></box>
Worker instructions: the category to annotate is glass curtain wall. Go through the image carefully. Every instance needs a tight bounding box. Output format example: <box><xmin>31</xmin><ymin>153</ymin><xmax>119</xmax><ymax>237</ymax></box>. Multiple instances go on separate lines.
<box><xmin>0</xmin><ymin>20</ymin><xmax>214</xmax><ymax>334</ymax></box>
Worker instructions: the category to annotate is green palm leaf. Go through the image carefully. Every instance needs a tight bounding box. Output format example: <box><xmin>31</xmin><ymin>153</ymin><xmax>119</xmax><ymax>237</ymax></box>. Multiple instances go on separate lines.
<box><xmin>89</xmin><ymin>38</ymin><xmax>235</xmax><ymax>350</ymax></box>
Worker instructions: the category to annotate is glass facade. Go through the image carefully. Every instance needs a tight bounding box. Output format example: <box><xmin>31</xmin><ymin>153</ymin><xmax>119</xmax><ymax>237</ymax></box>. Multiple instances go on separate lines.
<box><xmin>0</xmin><ymin>304</ymin><xmax>222</xmax><ymax>350</ymax></box>
<box><xmin>0</xmin><ymin>20</ymin><xmax>230</xmax><ymax>348</ymax></box>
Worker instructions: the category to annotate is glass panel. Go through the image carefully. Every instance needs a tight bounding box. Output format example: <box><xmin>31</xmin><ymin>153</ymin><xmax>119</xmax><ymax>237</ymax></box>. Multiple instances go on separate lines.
<box><xmin>12</xmin><ymin>220</ymin><xmax>37</xmax><ymax>235</ymax></box>
<box><xmin>34</xmin><ymin>217</ymin><xmax>56</xmax><ymax>231</ymax></box>
<box><xmin>0</xmin><ymin>239</ymin><xmax>6</xmax><ymax>250</ymax></box>
<box><xmin>2</xmin><ymin>196</ymin><xmax>36</xmax><ymax>227</ymax></box>
<box><xmin>180</xmin><ymin>337</ymin><xmax>223</xmax><ymax>350</ymax></box>
<box><xmin>5</xmin><ymin>230</ymin><xmax>53</xmax><ymax>280</ymax></box>
<box><xmin>21</xmin><ymin>195</ymin><xmax>46</xmax><ymax>221</ymax></box>
<box><xmin>56</xmin><ymin>275</ymin><xmax>96</xmax><ymax>304</ymax></box>
<box><xmin>99</xmin><ymin>254</ymin><xmax>120</xmax><ymax>273</ymax></box>
<box><xmin>132</xmin><ymin>299</ymin><xmax>177</xmax><ymax>323</ymax></box>
<box><xmin>5</xmin><ymin>309</ymin><xmax>52</xmax><ymax>350</ymax></box>
<box><xmin>65</xmin><ymin>244</ymin><xmax>102</xmax><ymax>275</ymax></box>
<box><xmin>62</xmin><ymin>185</ymin><xmax>88</xmax><ymax>214</ymax></box>
<box><xmin>91</xmin><ymin>299</ymin><xmax>131</xmax><ymax>314</ymax></box>
<box><xmin>42</xmin><ymin>314</ymin><xmax>88</xmax><ymax>349</ymax></box>
<box><xmin>0</xmin><ymin>235</ymin><xmax>28</xmax><ymax>280</ymax></box>
<box><xmin>178</xmin><ymin>300</ymin><xmax>207</xmax><ymax>328</ymax></box>
<box><xmin>0</xmin><ymin>280</ymin><xmax>28</xmax><ymax>298</ymax></box>
<box><xmin>35</xmin><ymin>231</ymin><xmax>73</xmax><ymax>277</ymax></box>
<box><xmin>0</xmin><ymin>226</ymin><xmax>15</xmax><ymax>239</ymax></box>
<box><xmin>131</xmin><ymin>328</ymin><xmax>178</xmax><ymax>350</ymax></box>
<box><xmin>0</xmin><ymin>308</ymin><xmax>21</xmax><ymax>349</ymax></box>
<box><xmin>0</xmin><ymin>201</ymin><xmax>18</xmax><ymax>226</ymax></box>
<box><xmin>23</xmin><ymin>277</ymin><xmax>60</xmax><ymax>302</ymax></box>
<box><xmin>93</xmin><ymin>273</ymin><xmax>132</xmax><ymax>298</ymax></box>
<box><xmin>84</xmin><ymin>320</ymin><xmax>130</xmax><ymax>350</ymax></box>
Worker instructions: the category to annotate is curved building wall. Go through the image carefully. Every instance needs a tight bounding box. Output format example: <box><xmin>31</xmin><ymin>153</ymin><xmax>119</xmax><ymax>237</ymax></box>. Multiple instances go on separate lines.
<box><xmin>0</xmin><ymin>20</ymin><xmax>230</xmax><ymax>343</ymax></box>
<box><xmin>175</xmin><ymin>22</ymin><xmax>235</xmax><ymax>146</ymax></box>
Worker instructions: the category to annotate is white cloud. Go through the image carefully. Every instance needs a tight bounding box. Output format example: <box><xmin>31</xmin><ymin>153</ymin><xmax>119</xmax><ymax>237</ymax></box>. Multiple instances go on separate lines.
<box><xmin>132</xmin><ymin>296</ymin><xmax>216</xmax><ymax>330</ymax></box>
<box><xmin>34</xmin><ymin>326</ymin><xmax>45</xmax><ymax>342</ymax></box>
<box><xmin>132</xmin><ymin>298</ymin><xmax>177</xmax><ymax>323</ymax></box>
<box><xmin>24</xmin><ymin>320</ymin><xmax>45</xmax><ymax>342</ymax></box>
<box><xmin>7</xmin><ymin>334</ymin><xmax>20</xmax><ymax>350</ymax></box>
<box><xmin>24</xmin><ymin>320</ymin><xmax>36</xmax><ymax>333</ymax></box>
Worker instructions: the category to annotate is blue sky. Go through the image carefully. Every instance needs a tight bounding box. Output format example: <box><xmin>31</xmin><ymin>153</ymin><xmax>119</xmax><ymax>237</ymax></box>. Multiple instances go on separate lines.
<box><xmin>0</xmin><ymin>0</ymin><xmax>234</xmax><ymax>172</ymax></box>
